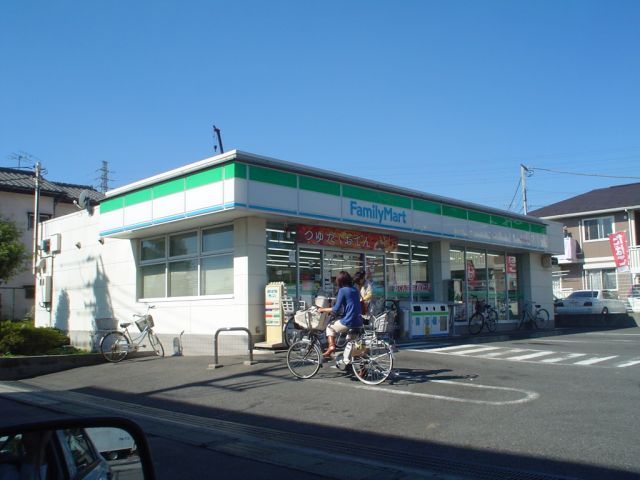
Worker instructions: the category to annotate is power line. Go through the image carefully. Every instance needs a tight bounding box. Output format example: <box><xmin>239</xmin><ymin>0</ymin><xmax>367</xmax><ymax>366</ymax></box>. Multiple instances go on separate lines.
<box><xmin>507</xmin><ymin>177</ymin><xmax>521</xmax><ymax>212</ymax></box>
<box><xmin>529</xmin><ymin>166</ymin><xmax>640</xmax><ymax>180</ymax></box>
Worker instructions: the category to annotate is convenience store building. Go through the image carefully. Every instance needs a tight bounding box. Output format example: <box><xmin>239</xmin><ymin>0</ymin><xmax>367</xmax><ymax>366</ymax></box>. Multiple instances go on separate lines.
<box><xmin>34</xmin><ymin>150</ymin><xmax>563</xmax><ymax>354</ymax></box>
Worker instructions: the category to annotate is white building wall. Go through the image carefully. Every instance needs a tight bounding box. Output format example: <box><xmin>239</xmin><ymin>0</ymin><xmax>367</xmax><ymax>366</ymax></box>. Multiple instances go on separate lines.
<box><xmin>0</xmin><ymin>191</ymin><xmax>77</xmax><ymax>320</ymax></box>
<box><xmin>35</xmin><ymin>209</ymin><xmax>267</xmax><ymax>355</ymax></box>
<box><xmin>520</xmin><ymin>253</ymin><xmax>555</xmax><ymax>325</ymax></box>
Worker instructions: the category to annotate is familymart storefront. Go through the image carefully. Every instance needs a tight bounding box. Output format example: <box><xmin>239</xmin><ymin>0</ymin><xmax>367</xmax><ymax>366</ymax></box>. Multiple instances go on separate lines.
<box><xmin>35</xmin><ymin>150</ymin><xmax>563</xmax><ymax>354</ymax></box>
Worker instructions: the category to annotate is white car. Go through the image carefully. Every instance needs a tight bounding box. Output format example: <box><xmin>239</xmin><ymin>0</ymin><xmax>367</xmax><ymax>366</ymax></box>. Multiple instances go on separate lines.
<box><xmin>555</xmin><ymin>290</ymin><xmax>627</xmax><ymax>315</ymax></box>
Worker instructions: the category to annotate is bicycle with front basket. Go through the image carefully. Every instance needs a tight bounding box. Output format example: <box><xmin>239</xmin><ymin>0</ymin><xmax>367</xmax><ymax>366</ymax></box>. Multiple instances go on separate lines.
<box><xmin>100</xmin><ymin>305</ymin><xmax>165</xmax><ymax>362</ymax></box>
<box><xmin>286</xmin><ymin>308</ymin><xmax>394</xmax><ymax>385</ymax></box>
<box><xmin>517</xmin><ymin>301</ymin><xmax>549</xmax><ymax>330</ymax></box>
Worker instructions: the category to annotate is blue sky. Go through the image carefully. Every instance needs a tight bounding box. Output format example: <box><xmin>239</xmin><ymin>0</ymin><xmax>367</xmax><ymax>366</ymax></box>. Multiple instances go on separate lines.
<box><xmin>1</xmin><ymin>0</ymin><xmax>639</xmax><ymax>213</ymax></box>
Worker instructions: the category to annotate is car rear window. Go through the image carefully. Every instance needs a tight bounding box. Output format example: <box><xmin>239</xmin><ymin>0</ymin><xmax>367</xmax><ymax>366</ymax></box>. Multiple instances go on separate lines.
<box><xmin>568</xmin><ymin>291</ymin><xmax>596</xmax><ymax>298</ymax></box>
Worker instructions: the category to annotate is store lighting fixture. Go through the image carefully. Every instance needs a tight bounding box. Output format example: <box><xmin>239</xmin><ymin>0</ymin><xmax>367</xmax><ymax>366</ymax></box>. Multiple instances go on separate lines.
<box><xmin>266</xmin><ymin>228</ymin><xmax>285</xmax><ymax>233</ymax></box>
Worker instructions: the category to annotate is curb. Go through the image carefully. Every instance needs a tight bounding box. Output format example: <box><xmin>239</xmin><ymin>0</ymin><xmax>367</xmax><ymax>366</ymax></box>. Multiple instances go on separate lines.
<box><xmin>0</xmin><ymin>351</ymin><xmax>155</xmax><ymax>380</ymax></box>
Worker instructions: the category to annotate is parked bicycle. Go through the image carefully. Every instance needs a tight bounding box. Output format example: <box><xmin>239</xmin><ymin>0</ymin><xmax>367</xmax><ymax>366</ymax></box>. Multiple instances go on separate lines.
<box><xmin>468</xmin><ymin>295</ymin><xmax>498</xmax><ymax>334</ymax></box>
<box><xmin>517</xmin><ymin>301</ymin><xmax>549</xmax><ymax>330</ymax></box>
<box><xmin>286</xmin><ymin>311</ymin><xmax>394</xmax><ymax>385</ymax></box>
<box><xmin>100</xmin><ymin>305</ymin><xmax>165</xmax><ymax>362</ymax></box>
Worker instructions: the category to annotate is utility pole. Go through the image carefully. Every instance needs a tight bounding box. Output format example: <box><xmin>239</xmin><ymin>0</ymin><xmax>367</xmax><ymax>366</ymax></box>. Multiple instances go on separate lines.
<box><xmin>32</xmin><ymin>162</ymin><xmax>42</xmax><ymax>274</ymax></box>
<box><xmin>520</xmin><ymin>164</ymin><xmax>530</xmax><ymax>215</ymax></box>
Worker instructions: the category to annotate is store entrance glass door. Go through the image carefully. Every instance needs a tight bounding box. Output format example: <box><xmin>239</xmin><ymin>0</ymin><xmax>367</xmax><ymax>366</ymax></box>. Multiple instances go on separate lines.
<box><xmin>322</xmin><ymin>250</ymin><xmax>364</xmax><ymax>296</ymax></box>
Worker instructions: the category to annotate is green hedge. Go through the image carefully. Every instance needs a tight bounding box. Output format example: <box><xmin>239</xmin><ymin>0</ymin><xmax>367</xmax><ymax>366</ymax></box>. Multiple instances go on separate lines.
<box><xmin>0</xmin><ymin>320</ymin><xmax>72</xmax><ymax>356</ymax></box>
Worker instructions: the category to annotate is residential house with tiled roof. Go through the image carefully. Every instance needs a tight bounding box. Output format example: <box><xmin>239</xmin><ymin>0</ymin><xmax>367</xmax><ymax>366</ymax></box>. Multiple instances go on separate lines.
<box><xmin>530</xmin><ymin>182</ymin><xmax>640</xmax><ymax>308</ymax></box>
<box><xmin>0</xmin><ymin>167</ymin><xmax>103</xmax><ymax>319</ymax></box>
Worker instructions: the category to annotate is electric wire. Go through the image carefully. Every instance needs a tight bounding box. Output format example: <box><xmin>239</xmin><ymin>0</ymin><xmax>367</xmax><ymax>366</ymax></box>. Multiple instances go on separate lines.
<box><xmin>528</xmin><ymin>166</ymin><xmax>640</xmax><ymax>180</ymax></box>
<box><xmin>507</xmin><ymin>177</ymin><xmax>522</xmax><ymax>212</ymax></box>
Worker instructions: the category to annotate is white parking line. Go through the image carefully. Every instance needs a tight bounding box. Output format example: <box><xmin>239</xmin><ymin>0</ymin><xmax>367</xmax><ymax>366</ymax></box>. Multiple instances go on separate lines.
<box><xmin>503</xmin><ymin>351</ymin><xmax>555</xmax><ymax>361</ymax></box>
<box><xmin>540</xmin><ymin>353</ymin><xmax>587</xmax><ymax>363</ymax></box>
<box><xmin>317</xmin><ymin>378</ymin><xmax>540</xmax><ymax>405</ymax></box>
<box><xmin>573</xmin><ymin>356</ymin><xmax>618</xmax><ymax>366</ymax></box>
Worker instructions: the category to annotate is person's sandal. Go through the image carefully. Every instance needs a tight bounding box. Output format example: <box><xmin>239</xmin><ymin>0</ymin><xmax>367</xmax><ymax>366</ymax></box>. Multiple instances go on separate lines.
<box><xmin>322</xmin><ymin>347</ymin><xmax>335</xmax><ymax>358</ymax></box>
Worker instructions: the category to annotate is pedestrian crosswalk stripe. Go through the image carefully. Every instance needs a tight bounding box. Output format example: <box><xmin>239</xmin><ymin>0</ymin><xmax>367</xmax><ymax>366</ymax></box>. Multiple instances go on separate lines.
<box><xmin>573</xmin><ymin>356</ymin><xmax>618</xmax><ymax>365</ymax></box>
<box><xmin>429</xmin><ymin>344</ymin><xmax>480</xmax><ymax>352</ymax></box>
<box><xmin>449</xmin><ymin>346</ymin><xmax>500</xmax><ymax>355</ymax></box>
<box><xmin>504</xmin><ymin>351</ymin><xmax>555</xmax><ymax>361</ymax></box>
<box><xmin>407</xmin><ymin>344</ymin><xmax>639</xmax><ymax>368</ymax></box>
<box><xmin>540</xmin><ymin>353</ymin><xmax>587</xmax><ymax>363</ymax></box>
<box><xmin>616</xmin><ymin>359</ymin><xmax>640</xmax><ymax>368</ymax></box>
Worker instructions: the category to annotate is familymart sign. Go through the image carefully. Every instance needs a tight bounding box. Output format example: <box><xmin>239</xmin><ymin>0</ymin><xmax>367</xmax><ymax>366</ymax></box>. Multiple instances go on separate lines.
<box><xmin>347</xmin><ymin>200</ymin><xmax>409</xmax><ymax>226</ymax></box>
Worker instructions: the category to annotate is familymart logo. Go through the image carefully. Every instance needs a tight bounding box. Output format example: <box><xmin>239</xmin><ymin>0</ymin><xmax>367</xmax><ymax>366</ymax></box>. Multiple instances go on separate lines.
<box><xmin>349</xmin><ymin>200</ymin><xmax>408</xmax><ymax>225</ymax></box>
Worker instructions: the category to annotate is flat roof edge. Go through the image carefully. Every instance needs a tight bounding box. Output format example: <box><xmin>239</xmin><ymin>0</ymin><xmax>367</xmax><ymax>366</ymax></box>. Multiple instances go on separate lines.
<box><xmin>104</xmin><ymin>149</ymin><xmax>544</xmax><ymax>225</ymax></box>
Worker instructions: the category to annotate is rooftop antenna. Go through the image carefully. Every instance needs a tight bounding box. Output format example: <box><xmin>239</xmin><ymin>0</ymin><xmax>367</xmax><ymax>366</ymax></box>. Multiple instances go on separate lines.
<box><xmin>213</xmin><ymin>125</ymin><xmax>224</xmax><ymax>154</ymax></box>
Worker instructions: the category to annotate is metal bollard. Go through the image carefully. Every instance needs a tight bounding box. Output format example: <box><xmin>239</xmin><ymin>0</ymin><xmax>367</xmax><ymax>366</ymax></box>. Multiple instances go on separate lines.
<box><xmin>208</xmin><ymin>327</ymin><xmax>256</xmax><ymax>369</ymax></box>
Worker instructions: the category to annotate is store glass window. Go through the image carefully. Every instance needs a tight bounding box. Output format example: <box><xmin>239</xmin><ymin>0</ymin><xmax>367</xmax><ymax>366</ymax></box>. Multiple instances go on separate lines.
<box><xmin>141</xmin><ymin>237</ymin><xmax>165</xmax><ymax>261</ymax></box>
<box><xmin>299</xmin><ymin>248</ymin><xmax>322</xmax><ymax>307</ymax></box>
<box><xmin>449</xmin><ymin>247</ymin><xmax>467</xmax><ymax>321</ymax></box>
<box><xmin>488</xmin><ymin>252</ymin><xmax>507</xmax><ymax>320</ymax></box>
<box><xmin>364</xmin><ymin>253</ymin><xmax>385</xmax><ymax>313</ymax></box>
<box><xmin>507</xmin><ymin>255</ymin><xmax>520</xmax><ymax>318</ymax></box>
<box><xmin>466</xmin><ymin>250</ymin><xmax>487</xmax><ymax>312</ymax></box>
<box><xmin>169</xmin><ymin>259</ymin><xmax>198</xmax><ymax>297</ymax></box>
<box><xmin>410</xmin><ymin>241</ymin><xmax>431</xmax><ymax>301</ymax></box>
<box><xmin>138</xmin><ymin>224</ymin><xmax>233</xmax><ymax>299</ymax></box>
<box><xmin>141</xmin><ymin>264</ymin><xmax>165</xmax><ymax>298</ymax></box>
<box><xmin>170</xmin><ymin>231</ymin><xmax>197</xmax><ymax>257</ymax></box>
<box><xmin>386</xmin><ymin>242</ymin><xmax>411</xmax><ymax>300</ymax></box>
<box><xmin>583</xmin><ymin>217</ymin><xmax>613</xmax><ymax>241</ymax></box>
<box><xmin>266</xmin><ymin>224</ymin><xmax>298</xmax><ymax>296</ymax></box>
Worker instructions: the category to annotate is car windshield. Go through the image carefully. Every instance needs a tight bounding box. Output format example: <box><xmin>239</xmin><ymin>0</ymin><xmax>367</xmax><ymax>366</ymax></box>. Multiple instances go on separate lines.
<box><xmin>568</xmin><ymin>291</ymin><xmax>596</xmax><ymax>298</ymax></box>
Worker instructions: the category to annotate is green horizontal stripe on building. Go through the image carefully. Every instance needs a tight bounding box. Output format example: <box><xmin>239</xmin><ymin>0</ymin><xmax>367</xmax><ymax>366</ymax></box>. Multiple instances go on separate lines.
<box><xmin>414</xmin><ymin>199</ymin><xmax>442</xmax><ymax>215</ymax></box>
<box><xmin>248</xmin><ymin>165</ymin><xmax>297</xmax><ymax>188</ymax></box>
<box><xmin>342</xmin><ymin>184</ymin><xmax>412</xmax><ymax>209</ymax></box>
<box><xmin>154</xmin><ymin>178</ymin><xmax>185</xmax><ymax>199</ymax></box>
<box><xmin>299</xmin><ymin>175</ymin><xmax>341</xmax><ymax>196</ymax></box>
<box><xmin>100</xmin><ymin>197</ymin><xmax>123</xmax><ymax>214</ymax></box>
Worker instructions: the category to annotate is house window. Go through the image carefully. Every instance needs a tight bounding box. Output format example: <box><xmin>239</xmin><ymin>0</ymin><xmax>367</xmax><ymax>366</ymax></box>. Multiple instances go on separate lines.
<box><xmin>587</xmin><ymin>269</ymin><xmax>617</xmax><ymax>291</ymax></box>
<box><xmin>138</xmin><ymin>225</ymin><xmax>233</xmax><ymax>299</ymax></box>
<box><xmin>583</xmin><ymin>216</ymin><xmax>613</xmax><ymax>241</ymax></box>
<box><xmin>27</xmin><ymin>212</ymin><xmax>52</xmax><ymax>230</ymax></box>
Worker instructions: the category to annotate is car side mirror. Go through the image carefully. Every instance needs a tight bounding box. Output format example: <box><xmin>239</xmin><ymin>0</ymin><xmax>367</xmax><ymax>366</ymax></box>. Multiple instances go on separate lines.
<box><xmin>0</xmin><ymin>417</ymin><xmax>155</xmax><ymax>479</ymax></box>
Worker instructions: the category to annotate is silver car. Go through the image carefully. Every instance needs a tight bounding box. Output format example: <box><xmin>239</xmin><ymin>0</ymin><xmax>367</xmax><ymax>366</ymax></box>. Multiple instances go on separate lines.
<box><xmin>555</xmin><ymin>290</ymin><xmax>627</xmax><ymax>315</ymax></box>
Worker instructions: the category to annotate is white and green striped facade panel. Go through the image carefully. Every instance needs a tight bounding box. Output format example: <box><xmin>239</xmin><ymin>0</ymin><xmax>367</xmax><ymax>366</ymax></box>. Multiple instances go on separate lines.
<box><xmin>100</xmin><ymin>160</ymin><xmax>552</xmax><ymax>252</ymax></box>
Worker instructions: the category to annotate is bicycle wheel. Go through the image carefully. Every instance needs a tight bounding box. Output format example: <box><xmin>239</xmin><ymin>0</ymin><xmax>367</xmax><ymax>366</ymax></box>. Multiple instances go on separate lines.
<box><xmin>352</xmin><ymin>339</ymin><xmax>393</xmax><ymax>385</ymax></box>
<box><xmin>468</xmin><ymin>313</ymin><xmax>483</xmax><ymax>334</ymax></box>
<box><xmin>100</xmin><ymin>332</ymin><xmax>130</xmax><ymax>363</ymax></box>
<box><xmin>486</xmin><ymin>308</ymin><xmax>498</xmax><ymax>332</ymax></box>
<box><xmin>286</xmin><ymin>340</ymin><xmax>322</xmax><ymax>379</ymax></box>
<box><xmin>517</xmin><ymin>312</ymin><xmax>527</xmax><ymax>330</ymax></box>
<box><xmin>283</xmin><ymin>318</ymin><xmax>302</xmax><ymax>347</ymax></box>
<box><xmin>149</xmin><ymin>331</ymin><xmax>165</xmax><ymax>357</ymax></box>
<box><xmin>534</xmin><ymin>309</ymin><xmax>549</xmax><ymax>329</ymax></box>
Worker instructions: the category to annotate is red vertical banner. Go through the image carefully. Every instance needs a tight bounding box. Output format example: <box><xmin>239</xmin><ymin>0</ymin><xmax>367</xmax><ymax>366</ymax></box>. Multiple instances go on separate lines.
<box><xmin>608</xmin><ymin>232</ymin><xmax>629</xmax><ymax>269</ymax></box>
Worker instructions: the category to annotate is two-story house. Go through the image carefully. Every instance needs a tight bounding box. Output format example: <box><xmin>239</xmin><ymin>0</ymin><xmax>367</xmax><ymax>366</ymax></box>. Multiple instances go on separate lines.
<box><xmin>530</xmin><ymin>182</ymin><xmax>640</xmax><ymax>308</ymax></box>
<box><xmin>0</xmin><ymin>167</ymin><xmax>103</xmax><ymax>320</ymax></box>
